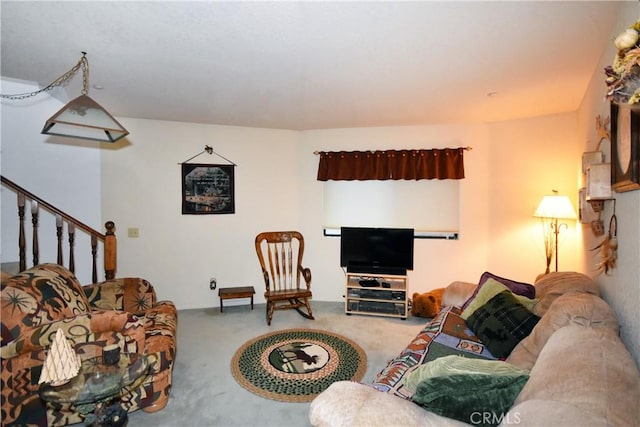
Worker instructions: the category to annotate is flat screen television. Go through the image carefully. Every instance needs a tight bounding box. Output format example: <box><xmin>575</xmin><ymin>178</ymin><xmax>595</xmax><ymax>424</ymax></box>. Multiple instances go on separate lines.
<box><xmin>340</xmin><ymin>227</ymin><xmax>414</xmax><ymax>275</ymax></box>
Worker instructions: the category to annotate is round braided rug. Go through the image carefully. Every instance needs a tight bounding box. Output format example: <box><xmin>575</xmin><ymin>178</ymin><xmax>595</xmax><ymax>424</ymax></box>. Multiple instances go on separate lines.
<box><xmin>231</xmin><ymin>328</ymin><xmax>367</xmax><ymax>402</ymax></box>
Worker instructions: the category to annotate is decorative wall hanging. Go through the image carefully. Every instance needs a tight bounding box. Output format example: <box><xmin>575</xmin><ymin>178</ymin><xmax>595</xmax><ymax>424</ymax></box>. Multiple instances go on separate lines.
<box><xmin>604</xmin><ymin>19</ymin><xmax>640</xmax><ymax>106</ymax></box>
<box><xmin>578</xmin><ymin>188</ymin><xmax>601</xmax><ymax>233</ymax></box>
<box><xmin>315</xmin><ymin>147</ymin><xmax>469</xmax><ymax>181</ymax></box>
<box><xmin>179</xmin><ymin>146</ymin><xmax>237</xmax><ymax>215</ymax></box>
<box><xmin>591</xmin><ymin>200</ymin><xmax>618</xmax><ymax>276</ymax></box>
<box><xmin>581</xmin><ymin>115</ymin><xmax>612</xmax><ymax>236</ymax></box>
<box><xmin>181</xmin><ymin>164</ymin><xmax>235</xmax><ymax>214</ymax></box>
<box><xmin>610</xmin><ymin>103</ymin><xmax>640</xmax><ymax>192</ymax></box>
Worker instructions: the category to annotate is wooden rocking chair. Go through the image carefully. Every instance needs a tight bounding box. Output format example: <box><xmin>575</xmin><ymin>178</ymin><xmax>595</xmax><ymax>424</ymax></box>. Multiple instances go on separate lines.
<box><xmin>255</xmin><ymin>231</ymin><xmax>314</xmax><ymax>325</ymax></box>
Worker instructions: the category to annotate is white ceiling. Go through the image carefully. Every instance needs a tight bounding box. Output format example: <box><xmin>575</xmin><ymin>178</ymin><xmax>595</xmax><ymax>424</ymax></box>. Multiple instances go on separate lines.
<box><xmin>1</xmin><ymin>1</ymin><xmax>622</xmax><ymax>131</ymax></box>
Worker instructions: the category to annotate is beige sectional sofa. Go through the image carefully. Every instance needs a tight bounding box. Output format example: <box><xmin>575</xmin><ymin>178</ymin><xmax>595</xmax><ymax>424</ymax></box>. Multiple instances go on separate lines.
<box><xmin>309</xmin><ymin>272</ymin><xmax>640</xmax><ymax>426</ymax></box>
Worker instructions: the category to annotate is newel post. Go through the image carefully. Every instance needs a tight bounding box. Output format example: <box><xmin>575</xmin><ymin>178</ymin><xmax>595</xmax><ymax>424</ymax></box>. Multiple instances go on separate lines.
<box><xmin>104</xmin><ymin>221</ymin><xmax>117</xmax><ymax>280</ymax></box>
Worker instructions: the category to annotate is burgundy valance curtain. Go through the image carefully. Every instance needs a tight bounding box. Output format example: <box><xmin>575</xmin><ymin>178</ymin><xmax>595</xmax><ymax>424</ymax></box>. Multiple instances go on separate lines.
<box><xmin>316</xmin><ymin>148</ymin><xmax>465</xmax><ymax>181</ymax></box>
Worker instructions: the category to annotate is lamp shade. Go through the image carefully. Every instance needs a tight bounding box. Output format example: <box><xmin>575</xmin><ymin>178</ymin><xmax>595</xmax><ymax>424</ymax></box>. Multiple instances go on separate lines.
<box><xmin>41</xmin><ymin>95</ymin><xmax>129</xmax><ymax>143</ymax></box>
<box><xmin>533</xmin><ymin>194</ymin><xmax>577</xmax><ymax>219</ymax></box>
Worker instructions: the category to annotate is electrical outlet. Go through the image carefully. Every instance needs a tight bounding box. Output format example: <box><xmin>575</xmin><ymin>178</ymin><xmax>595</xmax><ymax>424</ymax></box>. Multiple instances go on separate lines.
<box><xmin>209</xmin><ymin>277</ymin><xmax>217</xmax><ymax>290</ymax></box>
<box><xmin>127</xmin><ymin>227</ymin><xmax>139</xmax><ymax>238</ymax></box>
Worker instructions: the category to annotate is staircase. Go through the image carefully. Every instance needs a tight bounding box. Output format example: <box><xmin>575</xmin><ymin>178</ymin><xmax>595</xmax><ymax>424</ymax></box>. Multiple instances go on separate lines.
<box><xmin>1</xmin><ymin>175</ymin><xmax>117</xmax><ymax>282</ymax></box>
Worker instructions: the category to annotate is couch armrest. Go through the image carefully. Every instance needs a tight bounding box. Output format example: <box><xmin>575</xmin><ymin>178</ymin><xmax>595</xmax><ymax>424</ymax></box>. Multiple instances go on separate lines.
<box><xmin>309</xmin><ymin>381</ymin><xmax>470</xmax><ymax>427</ymax></box>
<box><xmin>83</xmin><ymin>277</ymin><xmax>157</xmax><ymax>314</ymax></box>
<box><xmin>1</xmin><ymin>310</ymin><xmax>145</xmax><ymax>359</ymax></box>
<box><xmin>442</xmin><ymin>281</ymin><xmax>477</xmax><ymax>307</ymax></box>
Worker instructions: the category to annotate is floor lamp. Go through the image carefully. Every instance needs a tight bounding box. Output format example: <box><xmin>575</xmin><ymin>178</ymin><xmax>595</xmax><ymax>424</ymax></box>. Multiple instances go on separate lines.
<box><xmin>533</xmin><ymin>191</ymin><xmax>577</xmax><ymax>274</ymax></box>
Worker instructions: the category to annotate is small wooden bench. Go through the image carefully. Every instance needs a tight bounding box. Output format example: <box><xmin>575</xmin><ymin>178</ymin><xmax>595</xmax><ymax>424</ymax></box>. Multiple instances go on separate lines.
<box><xmin>218</xmin><ymin>286</ymin><xmax>256</xmax><ymax>313</ymax></box>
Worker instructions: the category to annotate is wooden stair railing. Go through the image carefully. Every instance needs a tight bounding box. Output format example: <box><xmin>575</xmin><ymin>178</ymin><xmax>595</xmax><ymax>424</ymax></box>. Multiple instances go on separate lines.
<box><xmin>1</xmin><ymin>175</ymin><xmax>117</xmax><ymax>281</ymax></box>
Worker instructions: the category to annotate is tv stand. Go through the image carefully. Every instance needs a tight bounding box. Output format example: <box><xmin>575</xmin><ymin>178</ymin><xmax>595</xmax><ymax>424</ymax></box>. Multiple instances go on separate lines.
<box><xmin>345</xmin><ymin>273</ymin><xmax>408</xmax><ymax>319</ymax></box>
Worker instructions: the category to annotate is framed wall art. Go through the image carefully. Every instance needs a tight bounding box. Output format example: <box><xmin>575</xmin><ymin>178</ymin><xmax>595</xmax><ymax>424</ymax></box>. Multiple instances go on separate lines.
<box><xmin>181</xmin><ymin>163</ymin><xmax>235</xmax><ymax>214</ymax></box>
<box><xmin>610</xmin><ymin>103</ymin><xmax>640</xmax><ymax>192</ymax></box>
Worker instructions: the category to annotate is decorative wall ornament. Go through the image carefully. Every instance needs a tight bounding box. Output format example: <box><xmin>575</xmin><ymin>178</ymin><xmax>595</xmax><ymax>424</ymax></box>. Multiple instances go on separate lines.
<box><xmin>581</xmin><ymin>115</ymin><xmax>613</xmax><ymax>237</ymax></box>
<box><xmin>591</xmin><ymin>201</ymin><xmax>618</xmax><ymax>276</ymax></box>
<box><xmin>595</xmin><ymin>115</ymin><xmax>611</xmax><ymax>147</ymax></box>
<box><xmin>179</xmin><ymin>146</ymin><xmax>237</xmax><ymax>215</ymax></box>
<box><xmin>604</xmin><ymin>20</ymin><xmax>640</xmax><ymax>106</ymax></box>
<box><xmin>181</xmin><ymin>164</ymin><xmax>235</xmax><ymax>215</ymax></box>
<box><xmin>578</xmin><ymin>188</ymin><xmax>603</xmax><ymax>236</ymax></box>
<box><xmin>610</xmin><ymin>103</ymin><xmax>640</xmax><ymax>192</ymax></box>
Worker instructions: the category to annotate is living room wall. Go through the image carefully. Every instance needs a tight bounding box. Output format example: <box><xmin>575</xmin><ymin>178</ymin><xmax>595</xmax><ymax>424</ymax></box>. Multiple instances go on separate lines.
<box><xmin>99</xmin><ymin>114</ymin><xmax>579</xmax><ymax>311</ymax></box>
<box><xmin>576</xmin><ymin>2</ymin><xmax>640</xmax><ymax>366</ymax></box>
<box><xmin>1</xmin><ymin>79</ymin><xmax>580</xmax><ymax>308</ymax></box>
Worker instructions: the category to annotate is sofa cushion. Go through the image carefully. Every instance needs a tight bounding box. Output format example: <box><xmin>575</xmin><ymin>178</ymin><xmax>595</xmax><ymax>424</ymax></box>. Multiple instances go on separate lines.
<box><xmin>83</xmin><ymin>277</ymin><xmax>157</xmax><ymax>314</ymax></box>
<box><xmin>513</xmin><ymin>325</ymin><xmax>640</xmax><ymax>426</ymax></box>
<box><xmin>462</xmin><ymin>272</ymin><xmax>535</xmax><ymax>310</ymax></box>
<box><xmin>403</xmin><ymin>355</ymin><xmax>529</xmax><ymax>394</ymax></box>
<box><xmin>466</xmin><ymin>291</ymin><xmax>540</xmax><ymax>359</ymax></box>
<box><xmin>506</xmin><ymin>292</ymin><xmax>619</xmax><ymax>370</ymax></box>
<box><xmin>532</xmin><ymin>272</ymin><xmax>599</xmax><ymax>316</ymax></box>
<box><xmin>461</xmin><ymin>278</ymin><xmax>538</xmax><ymax>320</ymax></box>
<box><xmin>309</xmin><ymin>381</ymin><xmax>470</xmax><ymax>427</ymax></box>
<box><xmin>1</xmin><ymin>264</ymin><xmax>91</xmax><ymax>345</ymax></box>
<box><xmin>412</xmin><ymin>373</ymin><xmax>529</xmax><ymax>427</ymax></box>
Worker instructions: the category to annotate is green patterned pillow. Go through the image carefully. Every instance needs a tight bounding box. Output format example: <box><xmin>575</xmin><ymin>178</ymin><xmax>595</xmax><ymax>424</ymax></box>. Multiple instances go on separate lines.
<box><xmin>461</xmin><ymin>278</ymin><xmax>538</xmax><ymax>320</ymax></box>
<box><xmin>412</xmin><ymin>373</ymin><xmax>529</xmax><ymax>427</ymax></box>
<box><xmin>403</xmin><ymin>355</ymin><xmax>529</xmax><ymax>393</ymax></box>
<box><xmin>466</xmin><ymin>291</ymin><xmax>540</xmax><ymax>359</ymax></box>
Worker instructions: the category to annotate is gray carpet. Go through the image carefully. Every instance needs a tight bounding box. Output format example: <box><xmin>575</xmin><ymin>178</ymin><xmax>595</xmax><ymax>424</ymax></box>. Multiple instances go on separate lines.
<box><xmin>126</xmin><ymin>301</ymin><xmax>426</xmax><ymax>427</ymax></box>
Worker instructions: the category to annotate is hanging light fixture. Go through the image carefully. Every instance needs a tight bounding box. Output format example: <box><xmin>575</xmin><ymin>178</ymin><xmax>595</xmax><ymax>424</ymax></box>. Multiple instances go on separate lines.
<box><xmin>1</xmin><ymin>52</ymin><xmax>129</xmax><ymax>143</ymax></box>
<box><xmin>41</xmin><ymin>53</ymin><xmax>129</xmax><ymax>142</ymax></box>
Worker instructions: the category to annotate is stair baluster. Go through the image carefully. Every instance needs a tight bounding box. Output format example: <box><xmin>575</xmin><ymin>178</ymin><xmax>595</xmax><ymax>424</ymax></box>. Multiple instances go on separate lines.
<box><xmin>56</xmin><ymin>214</ymin><xmax>64</xmax><ymax>265</ymax></box>
<box><xmin>68</xmin><ymin>223</ymin><xmax>75</xmax><ymax>274</ymax></box>
<box><xmin>31</xmin><ymin>201</ymin><xmax>39</xmax><ymax>267</ymax></box>
<box><xmin>18</xmin><ymin>193</ymin><xmax>26</xmax><ymax>272</ymax></box>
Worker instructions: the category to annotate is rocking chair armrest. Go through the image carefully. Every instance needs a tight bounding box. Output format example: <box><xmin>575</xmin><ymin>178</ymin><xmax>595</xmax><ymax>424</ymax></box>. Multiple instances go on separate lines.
<box><xmin>299</xmin><ymin>266</ymin><xmax>312</xmax><ymax>288</ymax></box>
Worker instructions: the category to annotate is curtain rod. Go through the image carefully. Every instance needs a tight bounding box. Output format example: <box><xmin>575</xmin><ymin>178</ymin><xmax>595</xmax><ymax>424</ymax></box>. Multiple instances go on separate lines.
<box><xmin>313</xmin><ymin>146</ymin><xmax>472</xmax><ymax>155</ymax></box>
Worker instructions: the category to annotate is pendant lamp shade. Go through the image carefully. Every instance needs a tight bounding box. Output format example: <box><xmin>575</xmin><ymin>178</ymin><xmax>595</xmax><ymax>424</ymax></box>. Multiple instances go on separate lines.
<box><xmin>41</xmin><ymin>95</ymin><xmax>129</xmax><ymax>143</ymax></box>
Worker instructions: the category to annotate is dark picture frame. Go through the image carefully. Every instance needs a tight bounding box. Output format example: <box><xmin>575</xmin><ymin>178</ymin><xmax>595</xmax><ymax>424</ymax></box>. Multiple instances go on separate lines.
<box><xmin>181</xmin><ymin>163</ymin><xmax>235</xmax><ymax>214</ymax></box>
<box><xmin>610</xmin><ymin>103</ymin><xmax>640</xmax><ymax>192</ymax></box>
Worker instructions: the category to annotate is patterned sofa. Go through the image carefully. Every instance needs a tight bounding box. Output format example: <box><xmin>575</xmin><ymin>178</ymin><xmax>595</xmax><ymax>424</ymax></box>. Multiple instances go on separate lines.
<box><xmin>1</xmin><ymin>264</ymin><xmax>178</xmax><ymax>426</ymax></box>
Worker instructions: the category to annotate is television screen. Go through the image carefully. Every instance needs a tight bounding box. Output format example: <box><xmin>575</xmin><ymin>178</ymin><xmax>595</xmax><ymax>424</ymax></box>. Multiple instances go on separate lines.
<box><xmin>340</xmin><ymin>227</ymin><xmax>414</xmax><ymax>274</ymax></box>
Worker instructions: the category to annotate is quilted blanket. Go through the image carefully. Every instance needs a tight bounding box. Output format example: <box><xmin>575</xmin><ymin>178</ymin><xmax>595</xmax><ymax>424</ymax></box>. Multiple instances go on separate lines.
<box><xmin>371</xmin><ymin>305</ymin><xmax>496</xmax><ymax>399</ymax></box>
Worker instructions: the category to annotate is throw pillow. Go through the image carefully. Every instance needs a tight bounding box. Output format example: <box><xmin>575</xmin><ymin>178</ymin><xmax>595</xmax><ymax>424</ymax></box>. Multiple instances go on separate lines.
<box><xmin>462</xmin><ymin>272</ymin><xmax>535</xmax><ymax>310</ymax></box>
<box><xmin>466</xmin><ymin>291</ymin><xmax>540</xmax><ymax>359</ymax></box>
<box><xmin>411</xmin><ymin>373</ymin><xmax>529</xmax><ymax>427</ymax></box>
<box><xmin>461</xmin><ymin>278</ymin><xmax>538</xmax><ymax>321</ymax></box>
<box><xmin>403</xmin><ymin>355</ymin><xmax>529</xmax><ymax>393</ymax></box>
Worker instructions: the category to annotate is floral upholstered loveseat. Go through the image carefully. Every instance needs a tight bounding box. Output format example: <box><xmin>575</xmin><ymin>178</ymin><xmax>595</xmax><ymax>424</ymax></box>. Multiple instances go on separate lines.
<box><xmin>1</xmin><ymin>264</ymin><xmax>177</xmax><ymax>426</ymax></box>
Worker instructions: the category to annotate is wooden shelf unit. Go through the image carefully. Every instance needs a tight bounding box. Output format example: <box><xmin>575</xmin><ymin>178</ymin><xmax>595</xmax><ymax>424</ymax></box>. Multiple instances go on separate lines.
<box><xmin>345</xmin><ymin>273</ymin><xmax>408</xmax><ymax>319</ymax></box>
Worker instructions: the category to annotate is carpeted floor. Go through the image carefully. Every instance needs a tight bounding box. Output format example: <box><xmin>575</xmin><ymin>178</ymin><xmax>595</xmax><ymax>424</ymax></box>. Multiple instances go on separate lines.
<box><xmin>126</xmin><ymin>301</ymin><xmax>426</xmax><ymax>427</ymax></box>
